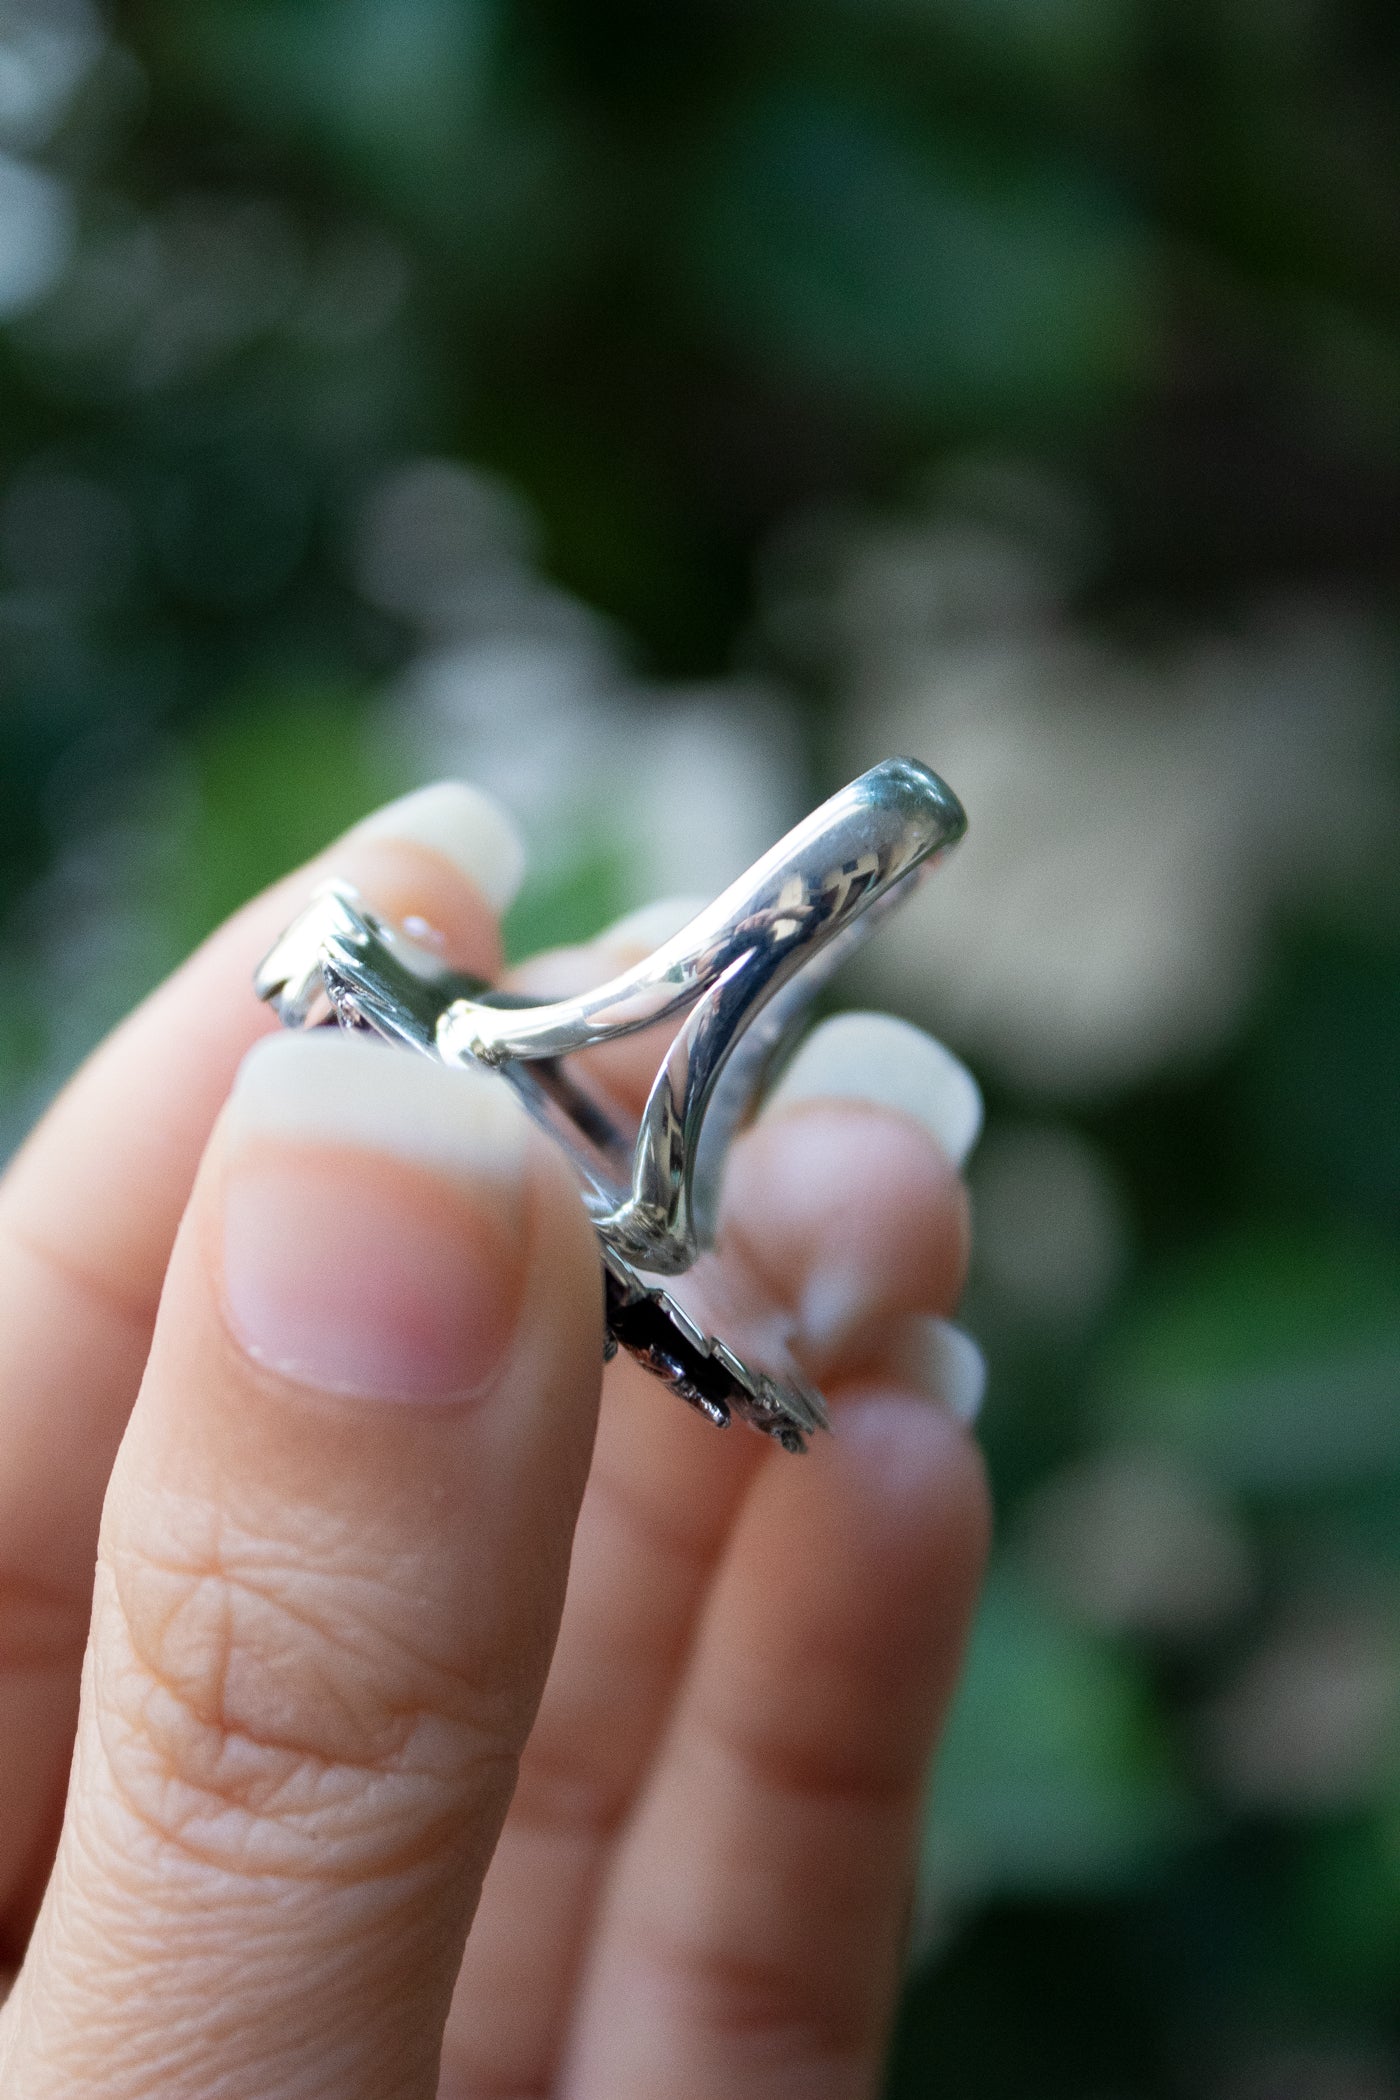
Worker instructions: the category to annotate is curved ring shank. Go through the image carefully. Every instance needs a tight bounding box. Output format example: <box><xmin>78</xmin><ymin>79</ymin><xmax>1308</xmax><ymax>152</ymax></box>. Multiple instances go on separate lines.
<box><xmin>440</xmin><ymin>756</ymin><xmax>965</xmax><ymax>1270</ymax></box>
<box><xmin>254</xmin><ymin>757</ymin><xmax>965</xmax><ymax>1449</ymax></box>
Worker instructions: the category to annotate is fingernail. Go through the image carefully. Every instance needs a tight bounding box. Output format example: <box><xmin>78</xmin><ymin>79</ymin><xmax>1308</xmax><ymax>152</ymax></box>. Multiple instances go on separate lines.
<box><xmin>347</xmin><ymin>780</ymin><xmax>527</xmax><ymax>913</ymax></box>
<box><xmin>220</xmin><ymin>1032</ymin><xmax>529</xmax><ymax>1403</ymax></box>
<box><xmin>766</xmin><ymin>1011</ymin><xmax>983</xmax><ymax>1169</ymax></box>
<box><xmin>797</xmin><ymin>1265</ymin><xmax>881</xmax><ymax>1368</ymax></box>
<box><xmin>595</xmin><ymin>894</ymin><xmax>711</xmax><ymax>961</ymax></box>
<box><xmin>906</xmin><ymin>1316</ymin><xmax>988</xmax><ymax>1424</ymax></box>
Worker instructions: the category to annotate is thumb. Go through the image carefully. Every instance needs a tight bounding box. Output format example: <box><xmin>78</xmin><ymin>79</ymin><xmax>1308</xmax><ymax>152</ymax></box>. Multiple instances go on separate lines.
<box><xmin>0</xmin><ymin>1031</ymin><xmax>602</xmax><ymax>2100</ymax></box>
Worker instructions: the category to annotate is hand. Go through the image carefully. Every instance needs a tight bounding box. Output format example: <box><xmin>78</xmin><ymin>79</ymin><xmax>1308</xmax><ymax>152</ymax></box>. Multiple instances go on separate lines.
<box><xmin>0</xmin><ymin>783</ymin><xmax>988</xmax><ymax>2100</ymax></box>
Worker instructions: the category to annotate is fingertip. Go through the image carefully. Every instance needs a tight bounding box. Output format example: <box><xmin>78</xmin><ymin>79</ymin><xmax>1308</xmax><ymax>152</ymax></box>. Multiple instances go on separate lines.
<box><xmin>225</xmin><ymin>1029</ymin><xmax>530</xmax><ymax>1189</ymax></box>
<box><xmin>832</xmin><ymin>1378</ymin><xmax>990</xmax><ymax>1495</ymax></box>
<box><xmin>216</xmin><ymin>1033</ymin><xmax>537</xmax><ymax>1407</ymax></box>
<box><xmin>594</xmin><ymin>894</ymin><xmax>712</xmax><ymax>961</ymax></box>
<box><xmin>719</xmin><ymin>1101</ymin><xmax>971</xmax><ymax>1374</ymax></box>
<box><xmin>885</xmin><ymin>1315</ymin><xmax>988</xmax><ymax>1426</ymax></box>
<box><xmin>502</xmin><ymin>894</ymin><xmax>712</xmax><ymax>1011</ymax></box>
<box><xmin>347</xmin><ymin>779</ymin><xmax>527</xmax><ymax>914</ymax></box>
<box><xmin>815</xmin><ymin>1384</ymin><xmax>993</xmax><ymax>1608</ymax></box>
<box><xmin>766</xmin><ymin>1011</ymin><xmax>984</xmax><ymax>1170</ymax></box>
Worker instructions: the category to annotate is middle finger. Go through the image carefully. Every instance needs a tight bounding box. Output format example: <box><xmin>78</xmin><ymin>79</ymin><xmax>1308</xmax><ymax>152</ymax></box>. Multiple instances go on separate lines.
<box><xmin>438</xmin><ymin>947</ymin><xmax>979</xmax><ymax>2097</ymax></box>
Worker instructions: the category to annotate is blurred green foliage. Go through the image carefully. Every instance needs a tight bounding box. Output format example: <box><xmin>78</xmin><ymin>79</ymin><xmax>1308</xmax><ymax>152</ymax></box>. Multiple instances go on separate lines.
<box><xmin>1103</xmin><ymin>1230</ymin><xmax>1400</xmax><ymax>1491</ymax></box>
<box><xmin>927</xmin><ymin>1566</ymin><xmax>1192</xmax><ymax>1902</ymax></box>
<box><xmin>2</xmin><ymin>1</ymin><xmax>1399</xmax><ymax>2093</ymax></box>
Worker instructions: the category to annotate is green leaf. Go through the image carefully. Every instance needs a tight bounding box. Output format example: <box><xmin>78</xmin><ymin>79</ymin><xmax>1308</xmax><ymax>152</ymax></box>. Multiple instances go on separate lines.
<box><xmin>679</xmin><ymin>88</ymin><xmax>1157</xmax><ymax>432</ymax></box>
<box><xmin>157</xmin><ymin>0</ymin><xmax>568</xmax><ymax>266</ymax></box>
<box><xmin>924</xmin><ymin>1567</ymin><xmax>1190</xmax><ymax>1904</ymax></box>
<box><xmin>833</xmin><ymin>0</ymin><xmax>1141</xmax><ymax>98</ymax></box>
<box><xmin>501</xmin><ymin>841</ymin><xmax>632</xmax><ymax>964</ymax></box>
<box><xmin>172</xmin><ymin>0</ymin><xmax>499</xmax><ymax>173</ymax></box>
<box><xmin>174</xmin><ymin>688</ymin><xmax>400</xmax><ymax>951</ymax></box>
<box><xmin>1097</xmin><ymin>1230</ymin><xmax>1400</xmax><ymax>1494</ymax></box>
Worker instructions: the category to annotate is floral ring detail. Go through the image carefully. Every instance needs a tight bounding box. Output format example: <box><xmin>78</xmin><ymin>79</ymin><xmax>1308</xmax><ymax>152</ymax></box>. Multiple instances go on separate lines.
<box><xmin>255</xmin><ymin>756</ymin><xmax>966</xmax><ymax>1452</ymax></box>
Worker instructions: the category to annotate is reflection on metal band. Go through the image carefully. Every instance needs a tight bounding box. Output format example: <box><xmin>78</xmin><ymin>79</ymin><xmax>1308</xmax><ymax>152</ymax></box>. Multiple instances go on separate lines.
<box><xmin>255</xmin><ymin>756</ymin><xmax>966</xmax><ymax>1451</ymax></box>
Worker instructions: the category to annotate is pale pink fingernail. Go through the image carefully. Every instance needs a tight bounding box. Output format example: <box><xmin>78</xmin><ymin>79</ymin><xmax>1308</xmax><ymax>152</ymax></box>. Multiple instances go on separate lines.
<box><xmin>907</xmin><ymin>1315</ymin><xmax>988</xmax><ymax>1424</ymax></box>
<box><xmin>221</xmin><ymin>1032</ymin><xmax>529</xmax><ymax>1404</ymax></box>
<box><xmin>797</xmin><ymin>1263</ymin><xmax>885</xmax><ymax>1369</ymax></box>
<box><xmin>595</xmin><ymin>894</ymin><xmax>712</xmax><ymax>960</ymax></box>
<box><xmin>767</xmin><ymin>1011</ymin><xmax>984</xmax><ymax>1168</ymax></box>
<box><xmin>346</xmin><ymin>780</ymin><xmax>527</xmax><ymax>912</ymax></box>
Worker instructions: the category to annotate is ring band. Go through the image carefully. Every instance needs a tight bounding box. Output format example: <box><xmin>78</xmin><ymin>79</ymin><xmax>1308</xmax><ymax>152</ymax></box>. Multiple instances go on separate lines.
<box><xmin>255</xmin><ymin>756</ymin><xmax>966</xmax><ymax>1451</ymax></box>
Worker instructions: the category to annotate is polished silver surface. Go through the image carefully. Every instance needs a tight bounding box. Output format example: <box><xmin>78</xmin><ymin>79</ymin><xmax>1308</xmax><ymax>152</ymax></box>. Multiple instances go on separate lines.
<box><xmin>255</xmin><ymin>756</ymin><xmax>966</xmax><ymax>1451</ymax></box>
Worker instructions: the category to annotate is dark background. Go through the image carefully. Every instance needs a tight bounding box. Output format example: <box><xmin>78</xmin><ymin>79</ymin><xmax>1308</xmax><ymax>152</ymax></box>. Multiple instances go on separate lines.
<box><xmin>2</xmin><ymin>3</ymin><xmax>1399</xmax><ymax>2093</ymax></box>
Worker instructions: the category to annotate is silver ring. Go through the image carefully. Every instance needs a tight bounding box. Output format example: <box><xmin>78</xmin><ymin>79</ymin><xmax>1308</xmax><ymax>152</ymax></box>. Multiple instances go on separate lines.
<box><xmin>255</xmin><ymin>756</ymin><xmax>966</xmax><ymax>1452</ymax></box>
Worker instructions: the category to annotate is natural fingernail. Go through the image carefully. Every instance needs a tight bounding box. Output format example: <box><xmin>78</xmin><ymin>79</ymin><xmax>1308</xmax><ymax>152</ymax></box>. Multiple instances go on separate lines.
<box><xmin>347</xmin><ymin>780</ymin><xmax>527</xmax><ymax>913</ymax></box>
<box><xmin>767</xmin><ymin>1011</ymin><xmax>983</xmax><ymax>1169</ymax></box>
<box><xmin>907</xmin><ymin>1316</ymin><xmax>988</xmax><ymax>1424</ymax></box>
<box><xmin>797</xmin><ymin>1262</ymin><xmax>885</xmax><ymax>1369</ymax></box>
<box><xmin>595</xmin><ymin>894</ymin><xmax>712</xmax><ymax>960</ymax></box>
<box><xmin>220</xmin><ymin>1031</ymin><xmax>529</xmax><ymax>1404</ymax></box>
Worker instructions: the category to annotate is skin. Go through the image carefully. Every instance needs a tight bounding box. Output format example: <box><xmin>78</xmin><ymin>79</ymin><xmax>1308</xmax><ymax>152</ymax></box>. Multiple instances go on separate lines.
<box><xmin>0</xmin><ymin>820</ymin><xmax>989</xmax><ymax>2099</ymax></box>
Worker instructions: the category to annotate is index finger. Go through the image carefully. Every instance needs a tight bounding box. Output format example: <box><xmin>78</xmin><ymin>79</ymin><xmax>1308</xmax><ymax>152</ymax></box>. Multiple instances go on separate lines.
<box><xmin>0</xmin><ymin>780</ymin><xmax>523</xmax><ymax>1938</ymax></box>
